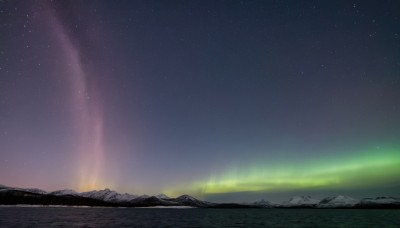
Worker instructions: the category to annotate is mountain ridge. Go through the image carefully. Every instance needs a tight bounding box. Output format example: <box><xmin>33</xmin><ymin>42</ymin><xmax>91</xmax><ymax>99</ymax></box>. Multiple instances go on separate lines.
<box><xmin>1</xmin><ymin>184</ymin><xmax>399</xmax><ymax>208</ymax></box>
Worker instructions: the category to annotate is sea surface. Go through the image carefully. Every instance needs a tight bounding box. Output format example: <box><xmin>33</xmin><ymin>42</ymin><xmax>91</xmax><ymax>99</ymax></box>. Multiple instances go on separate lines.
<box><xmin>0</xmin><ymin>207</ymin><xmax>399</xmax><ymax>227</ymax></box>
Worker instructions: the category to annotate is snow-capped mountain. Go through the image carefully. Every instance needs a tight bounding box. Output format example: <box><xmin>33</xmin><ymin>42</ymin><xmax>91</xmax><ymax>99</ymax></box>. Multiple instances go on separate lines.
<box><xmin>23</xmin><ymin>188</ymin><xmax>48</xmax><ymax>195</ymax></box>
<box><xmin>80</xmin><ymin>189</ymin><xmax>139</xmax><ymax>203</ymax></box>
<box><xmin>50</xmin><ymin>189</ymin><xmax>79</xmax><ymax>196</ymax></box>
<box><xmin>317</xmin><ymin>195</ymin><xmax>359</xmax><ymax>208</ymax></box>
<box><xmin>129</xmin><ymin>194</ymin><xmax>150</xmax><ymax>202</ymax></box>
<box><xmin>156</xmin><ymin>194</ymin><xmax>170</xmax><ymax>200</ymax></box>
<box><xmin>0</xmin><ymin>185</ymin><xmax>212</xmax><ymax>207</ymax></box>
<box><xmin>359</xmin><ymin>197</ymin><xmax>400</xmax><ymax>206</ymax></box>
<box><xmin>0</xmin><ymin>185</ymin><xmax>48</xmax><ymax>195</ymax></box>
<box><xmin>117</xmin><ymin>193</ymin><xmax>141</xmax><ymax>202</ymax></box>
<box><xmin>175</xmin><ymin>194</ymin><xmax>214</xmax><ymax>207</ymax></box>
<box><xmin>0</xmin><ymin>185</ymin><xmax>138</xmax><ymax>203</ymax></box>
<box><xmin>280</xmin><ymin>196</ymin><xmax>320</xmax><ymax>207</ymax></box>
<box><xmin>1</xmin><ymin>184</ymin><xmax>399</xmax><ymax>208</ymax></box>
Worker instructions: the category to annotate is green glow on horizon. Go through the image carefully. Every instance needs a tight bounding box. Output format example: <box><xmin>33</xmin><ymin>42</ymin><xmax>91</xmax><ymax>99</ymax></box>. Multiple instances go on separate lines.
<box><xmin>164</xmin><ymin>147</ymin><xmax>400</xmax><ymax>196</ymax></box>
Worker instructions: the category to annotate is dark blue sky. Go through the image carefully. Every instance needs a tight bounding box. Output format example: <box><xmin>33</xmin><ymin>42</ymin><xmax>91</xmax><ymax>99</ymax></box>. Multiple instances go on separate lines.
<box><xmin>0</xmin><ymin>0</ymin><xmax>399</xmax><ymax>202</ymax></box>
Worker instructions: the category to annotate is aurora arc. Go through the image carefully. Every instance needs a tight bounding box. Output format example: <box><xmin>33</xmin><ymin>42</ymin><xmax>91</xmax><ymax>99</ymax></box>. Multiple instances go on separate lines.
<box><xmin>165</xmin><ymin>147</ymin><xmax>400</xmax><ymax>196</ymax></box>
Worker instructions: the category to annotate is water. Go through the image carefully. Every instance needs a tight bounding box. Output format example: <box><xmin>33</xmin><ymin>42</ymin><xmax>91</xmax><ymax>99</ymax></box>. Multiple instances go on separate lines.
<box><xmin>0</xmin><ymin>207</ymin><xmax>399</xmax><ymax>227</ymax></box>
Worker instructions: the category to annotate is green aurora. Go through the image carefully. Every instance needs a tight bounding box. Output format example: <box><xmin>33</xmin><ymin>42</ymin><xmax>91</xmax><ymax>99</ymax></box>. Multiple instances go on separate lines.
<box><xmin>165</xmin><ymin>146</ymin><xmax>400</xmax><ymax>197</ymax></box>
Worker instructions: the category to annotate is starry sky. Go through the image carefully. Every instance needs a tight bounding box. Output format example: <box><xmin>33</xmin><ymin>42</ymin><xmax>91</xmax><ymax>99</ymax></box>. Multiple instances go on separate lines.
<box><xmin>0</xmin><ymin>0</ymin><xmax>399</xmax><ymax>203</ymax></box>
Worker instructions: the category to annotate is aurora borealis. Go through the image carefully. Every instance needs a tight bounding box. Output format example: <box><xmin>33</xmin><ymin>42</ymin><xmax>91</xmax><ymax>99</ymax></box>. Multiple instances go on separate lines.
<box><xmin>0</xmin><ymin>1</ymin><xmax>399</xmax><ymax>202</ymax></box>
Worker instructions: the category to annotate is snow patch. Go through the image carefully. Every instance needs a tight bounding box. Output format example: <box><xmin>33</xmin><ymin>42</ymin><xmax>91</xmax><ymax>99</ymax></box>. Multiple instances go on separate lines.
<box><xmin>318</xmin><ymin>195</ymin><xmax>359</xmax><ymax>208</ymax></box>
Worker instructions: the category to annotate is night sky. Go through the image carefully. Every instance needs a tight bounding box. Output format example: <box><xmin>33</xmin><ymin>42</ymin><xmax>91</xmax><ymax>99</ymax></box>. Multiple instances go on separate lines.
<box><xmin>1</xmin><ymin>0</ymin><xmax>399</xmax><ymax>203</ymax></box>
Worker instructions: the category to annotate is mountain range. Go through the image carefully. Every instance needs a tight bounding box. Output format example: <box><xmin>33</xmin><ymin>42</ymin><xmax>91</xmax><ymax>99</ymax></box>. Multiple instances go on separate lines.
<box><xmin>1</xmin><ymin>185</ymin><xmax>399</xmax><ymax>208</ymax></box>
